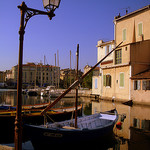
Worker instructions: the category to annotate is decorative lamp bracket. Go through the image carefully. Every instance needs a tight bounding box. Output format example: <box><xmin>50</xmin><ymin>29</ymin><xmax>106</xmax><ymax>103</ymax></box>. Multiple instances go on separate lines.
<box><xmin>18</xmin><ymin>2</ymin><xmax>55</xmax><ymax>30</ymax></box>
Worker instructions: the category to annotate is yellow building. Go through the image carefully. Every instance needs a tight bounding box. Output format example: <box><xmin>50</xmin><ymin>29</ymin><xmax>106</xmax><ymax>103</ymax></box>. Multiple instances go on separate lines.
<box><xmin>9</xmin><ymin>63</ymin><xmax>60</xmax><ymax>88</ymax></box>
<box><xmin>95</xmin><ymin>5</ymin><xmax>150</xmax><ymax>103</ymax></box>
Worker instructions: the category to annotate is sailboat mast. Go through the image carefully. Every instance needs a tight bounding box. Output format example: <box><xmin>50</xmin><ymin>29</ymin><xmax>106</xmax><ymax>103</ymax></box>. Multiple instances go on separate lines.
<box><xmin>70</xmin><ymin>50</ymin><xmax>71</xmax><ymax>86</ymax></box>
<box><xmin>41</xmin><ymin>41</ymin><xmax>123</xmax><ymax>115</ymax></box>
<box><xmin>75</xmin><ymin>44</ymin><xmax>79</xmax><ymax>128</ymax></box>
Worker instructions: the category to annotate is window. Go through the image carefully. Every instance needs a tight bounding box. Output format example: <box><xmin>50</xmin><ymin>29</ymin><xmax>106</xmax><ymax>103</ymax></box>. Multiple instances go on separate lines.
<box><xmin>109</xmin><ymin>45</ymin><xmax>112</xmax><ymax>53</ymax></box>
<box><xmin>134</xmin><ymin>80</ymin><xmax>141</xmax><ymax>90</ymax></box>
<box><xmin>115</xmin><ymin>49</ymin><xmax>122</xmax><ymax>64</ymax></box>
<box><xmin>105</xmin><ymin>46</ymin><xmax>109</xmax><ymax>55</ymax></box>
<box><xmin>123</xmin><ymin>29</ymin><xmax>126</xmax><ymax>41</ymax></box>
<box><xmin>138</xmin><ymin>23</ymin><xmax>143</xmax><ymax>36</ymax></box>
<box><xmin>133</xmin><ymin>118</ymin><xmax>140</xmax><ymax>128</ymax></box>
<box><xmin>103</xmin><ymin>74</ymin><xmax>111</xmax><ymax>87</ymax></box>
<box><xmin>142</xmin><ymin>80</ymin><xmax>150</xmax><ymax>90</ymax></box>
<box><xmin>142</xmin><ymin>120</ymin><xmax>150</xmax><ymax>131</ymax></box>
<box><xmin>120</xmin><ymin>73</ymin><xmax>124</xmax><ymax>87</ymax></box>
<box><xmin>95</xmin><ymin>78</ymin><xmax>98</xmax><ymax>89</ymax></box>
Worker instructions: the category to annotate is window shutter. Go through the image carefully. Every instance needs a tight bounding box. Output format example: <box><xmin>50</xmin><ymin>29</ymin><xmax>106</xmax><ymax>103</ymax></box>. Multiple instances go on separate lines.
<box><xmin>109</xmin><ymin>45</ymin><xmax>111</xmax><ymax>53</ymax></box>
<box><xmin>95</xmin><ymin>78</ymin><xmax>98</xmax><ymax>89</ymax></box>
<box><xmin>123</xmin><ymin>29</ymin><xmax>126</xmax><ymax>41</ymax></box>
<box><xmin>120</xmin><ymin>73</ymin><xmax>124</xmax><ymax>87</ymax></box>
<box><xmin>137</xmin><ymin>80</ymin><xmax>141</xmax><ymax>90</ymax></box>
<box><xmin>134</xmin><ymin>81</ymin><xmax>137</xmax><ymax>90</ymax></box>
<box><xmin>108</xmin><ymin>75</ymin><xmax>111</xmax><ymax>87</ymax></box>
<box><xmin>105</xmin><ymin>46</ymin><xmax>107</xmax><ymax>55</ymax></box>
<box><xmin>142</xmin><ymin>80</ymin><xmax>146</xmax><ymax>90</ymax></box>
<box><xmin>103</xmin><ymin>75</ymin><xmax>106</xmax><ymax>86</ymax></box>
<box><xmin>138</xmin><ymin>23</ymin><xmax>142</xmax><ymax>36</ymax></box>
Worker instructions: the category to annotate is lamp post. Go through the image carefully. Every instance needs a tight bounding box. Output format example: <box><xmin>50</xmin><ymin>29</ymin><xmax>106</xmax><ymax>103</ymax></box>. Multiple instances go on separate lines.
<box><xmin>15</xmin><ymin>1</ymin><xmax>61</xmax><ymax>149</ymax></box>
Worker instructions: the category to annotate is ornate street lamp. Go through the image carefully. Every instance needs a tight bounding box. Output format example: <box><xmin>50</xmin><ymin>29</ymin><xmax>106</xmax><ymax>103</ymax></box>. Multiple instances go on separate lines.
<box><xmin>15</xmin><ymin>1</ymin><xmax>61</xmax><ymax>150</ymax></box>
<box><xmin>43</xmin><ymin>0</ymin><xmax>61</xmax><ymax>10</ymax></box>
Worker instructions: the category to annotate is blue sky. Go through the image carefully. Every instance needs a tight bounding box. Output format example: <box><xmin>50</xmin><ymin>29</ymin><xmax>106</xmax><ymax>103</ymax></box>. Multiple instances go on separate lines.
<box><xmin>0</xmin><ymin>0</ymin><xmax>149</xmax><ymax>71</ymax></box>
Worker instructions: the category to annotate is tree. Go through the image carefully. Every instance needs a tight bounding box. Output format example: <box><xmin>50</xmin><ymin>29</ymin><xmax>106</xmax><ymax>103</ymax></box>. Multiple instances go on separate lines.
<box><xmin>81</xmin><ymin>71</ymin><xmax>93</xmax><ymax>89</ymax></box>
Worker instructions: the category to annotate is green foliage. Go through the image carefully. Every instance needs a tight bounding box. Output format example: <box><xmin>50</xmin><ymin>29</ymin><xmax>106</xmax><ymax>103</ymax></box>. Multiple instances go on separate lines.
<box><xmin>81</xmin><ymin>71</ymin><xmax>93</xmax><ymax>89</ymax></box>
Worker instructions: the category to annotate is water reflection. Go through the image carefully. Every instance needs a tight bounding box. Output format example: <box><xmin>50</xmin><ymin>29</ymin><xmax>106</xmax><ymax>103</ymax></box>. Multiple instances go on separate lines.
<box><xmin>92</xmin><ymin>100</ymin><xmax>150</xmax><ymax>150</ymax></box>
<box><xmin>0</xmin><ymin>90</ymin><xmax>150</xmax><ymax>149</ymax></box>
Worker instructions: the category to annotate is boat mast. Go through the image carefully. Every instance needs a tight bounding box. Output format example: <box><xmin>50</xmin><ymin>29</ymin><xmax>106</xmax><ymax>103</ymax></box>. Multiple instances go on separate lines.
<box><xmin>70</xmin><ymin>50</ymin><xmax>71</xmax><ymax>86</ymax></box>
<box><xmin>57</xmin><ymin>50</ymin><xmax>59</xmax><ymax>88</ymax></box>
<box><xmin>75</xmin><ymin>44</ymin><xmax>79</xmax><ymax>128</ymax></box>
<box><xmin>41</xmin><ymin>41</ymin><xmax>123</xmax><ymax>115</ymax></box>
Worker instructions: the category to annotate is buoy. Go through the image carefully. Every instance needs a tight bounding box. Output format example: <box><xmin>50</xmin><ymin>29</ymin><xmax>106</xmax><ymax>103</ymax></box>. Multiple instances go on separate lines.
<box><xmin>116</xmin><ymin>121</ymin><xmax>122</xmax><ymax>130</ymax></box>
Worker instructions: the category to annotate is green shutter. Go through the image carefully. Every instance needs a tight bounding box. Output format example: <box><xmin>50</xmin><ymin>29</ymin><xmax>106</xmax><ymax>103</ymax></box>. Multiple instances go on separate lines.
<box><xmin>123</xmin><ymin>29</ymin><xmax>126</xmax><ymax>41</ymax></box>
<box><xmin>120</xmin><ymin>73</ymin><xmax>124</xmax><ymax>87</ymax></box>
<box><xmin>103</xmin><ymin>75</ymin><xmax>106</xmax><ymax>86</ymax></box>
<box><xmin>109</xmin><ymin>75</ymin><xmax>111</xmax><ymax>87</ymax></box>
<box><xmin>138</xmin><ymin>23</ymin><xmax>142</xmax><ymax>36</ymax></box>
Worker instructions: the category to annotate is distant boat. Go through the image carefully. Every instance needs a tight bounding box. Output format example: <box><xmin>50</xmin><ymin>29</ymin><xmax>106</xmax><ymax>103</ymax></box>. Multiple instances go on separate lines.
<box><xmin>25</xmin><ymin>109</ymin><xmax>118</xmax><ymax>149</ymax></box>
<box><xmin>0</xmin><ymin>104</ymin><xmax>16</xmax><ymax>110</ymax></box>
<box><xmin>0</xmin><ymin>102</ymin><xmax>49</xmax><ymax>111</ymax></box>
<box><xmin>27</xmin><ymin>90</ymin><xmax>38</xmax><ymax>96</ymax></box>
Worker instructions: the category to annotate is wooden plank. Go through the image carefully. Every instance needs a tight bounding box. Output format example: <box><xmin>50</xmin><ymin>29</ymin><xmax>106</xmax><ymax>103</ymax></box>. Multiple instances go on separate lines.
<box><xmin>0</xmin><ymin>145</ymin><xmax>14</xmax><ymax>150</ymax></box>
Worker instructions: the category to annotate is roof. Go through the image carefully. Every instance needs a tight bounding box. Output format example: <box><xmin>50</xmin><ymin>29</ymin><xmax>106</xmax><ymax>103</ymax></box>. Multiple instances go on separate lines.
<box><xmin>14</xmin><ymin>63</ymin><xmax>59</xmax><ymax>68</ymax></box>
<box><xmin>131</xmin><ymin>69</ymin><xmax>150</xmax><ymax>80</ymax></box>
<box><xmin>93</xmin><ymin>67</ymin><xmax>100</xmax><ymax>71</ymax></box>
<box><xmin>114</xmin><ymin>5</ymin><xmax>150</xmax><ymax>22</ymax></box>
<box><xmin>97</xmin><ymin>40</ymin><xmax>115</xmax><ymax>47</ymax></box>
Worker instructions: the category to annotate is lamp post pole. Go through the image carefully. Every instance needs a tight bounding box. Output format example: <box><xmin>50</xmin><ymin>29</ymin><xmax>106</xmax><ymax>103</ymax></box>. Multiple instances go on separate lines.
<box><xmin>15</xmin><ymin>1</ymin><xmax>60</xmax><ymax>149</ymax></box>
<box><xmin>15</xmin><ymin>2</ymin><xmax>25</xmax><ymax>150</ymax></box>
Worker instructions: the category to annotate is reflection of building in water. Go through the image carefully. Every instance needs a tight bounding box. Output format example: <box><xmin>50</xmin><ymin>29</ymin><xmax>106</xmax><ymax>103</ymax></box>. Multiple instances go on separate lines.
<box><xmin>3</xmin><ymin>91</ymin><xmax>16</xmax><ymax>106</ymax></box>
<box><xmin>131</xmin><ymin>105</ymin><xmax>150</xmax><ymax>131</ymax></box>
<box><xmin>131</xmin><ymin>69</ymin><xmax>150</xmax><ymax>104</ymax></box>
<box><xmin>92</xmin><ymin>101</ymin><xmax>131</xmax><ymax>140</ymax></box>
<box><xmin>92</xmin><ymin>101</ymin><xmax>150</xmax><ymax>150</ymax></box>
<box><xmin>129</xmin><ymin>105</ymin><xmax>150</xmax><ymax>149</ymax></box>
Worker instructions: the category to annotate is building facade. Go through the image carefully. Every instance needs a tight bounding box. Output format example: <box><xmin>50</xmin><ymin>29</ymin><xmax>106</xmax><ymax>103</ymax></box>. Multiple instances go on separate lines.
<box><xmin>131</xmin><ymin>69</ymin><xmax>150</xmax><ymax>104</ymax></box>
<box><xmin>0</xmin><ymin>71</ymin><xmax>5</xmax><ymax>83</ymax></box>
<box><xmin>60</xmin><ymin>68</ymin><xmax>83</xmax><ymax>89</ymax></box>
<box><xmin>92</xmin><ymin>40</ymin><xmax>115</xmax><ymax>96</ymax></box>
<box><xmin>93</xmin><ymin>5</ymin><xmax>150</xmax><ymax>103</ymax></box>
<box><xmin>7</xmin><ymin>63</ymin><xmax>60</xmax><ymax>88</ymax></box>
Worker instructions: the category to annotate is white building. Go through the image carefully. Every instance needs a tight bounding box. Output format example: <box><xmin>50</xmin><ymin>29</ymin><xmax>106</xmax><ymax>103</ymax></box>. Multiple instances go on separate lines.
<box><xmin>92</xmin><ymin>40</ymin><xmax>115</xmax><ymax>96</ymax></box>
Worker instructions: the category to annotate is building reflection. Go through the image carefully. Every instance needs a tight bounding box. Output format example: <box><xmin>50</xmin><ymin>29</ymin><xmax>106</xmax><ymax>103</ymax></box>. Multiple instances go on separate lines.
<box><xmin>92</xmin><ymin>100</ymin><xmax>150</xmax><ymax>150</ymax></box>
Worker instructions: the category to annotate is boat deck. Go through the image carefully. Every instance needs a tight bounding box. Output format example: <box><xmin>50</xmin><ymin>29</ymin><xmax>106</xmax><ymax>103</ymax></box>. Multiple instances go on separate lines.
<box><xmin>42</xmin><ymin>113</ymin><xmax>115</xmax><ymax>130</ymax></box>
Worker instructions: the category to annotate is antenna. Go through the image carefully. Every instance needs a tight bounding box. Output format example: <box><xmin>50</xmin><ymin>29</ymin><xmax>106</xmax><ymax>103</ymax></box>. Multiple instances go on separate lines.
<box><xmin>122</xmin><ymin>7</ymin><xmax>130</xmax><ymax>14</ymax></box>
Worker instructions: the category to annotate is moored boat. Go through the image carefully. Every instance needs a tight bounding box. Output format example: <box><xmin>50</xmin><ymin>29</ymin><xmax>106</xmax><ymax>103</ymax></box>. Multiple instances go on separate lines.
<box><xmin>0</xmin><ymin>104</ymin><xmax>82</xmax><ymax>143</ymax></box>
<box><xmin>0</xmin><ymin>104</ymin><xmax>16</xmax><ymax>110</ymax></box>
<box><xmin>25</xmin><ymin>109</ymin><xmax>118</xmax><ymax>149</ymax></box>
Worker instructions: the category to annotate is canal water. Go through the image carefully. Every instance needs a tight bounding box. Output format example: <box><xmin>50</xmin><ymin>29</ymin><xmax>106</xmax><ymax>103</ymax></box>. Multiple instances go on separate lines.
<box><xmin>0</xmin><ymin>89</ymin><xmax>150</xmax><ymax>150</ymax></box>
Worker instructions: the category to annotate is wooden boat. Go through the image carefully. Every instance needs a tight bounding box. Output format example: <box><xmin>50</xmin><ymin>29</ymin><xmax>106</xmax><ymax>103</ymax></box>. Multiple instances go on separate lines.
<box><xmin>25</xmin><ymin>109</ymin><xmax>118</xmax><ymax>149</ymax></box>
<box><xmin>0</xmin><ymin>104</ymin><xmax>82</xmax><ymax>143</ymax></box>
<box><xmin>0</xmin><ymin>104</ymin><xmax>16</xmax><ymax>110</ymax></box>
<box><xmin>0</xmin><ymin>102</ymin><xmax>51</xmax><ymax>111</ymax></box>
<box><xmin>24</xmin><ymin>45</ymin><xmax>120</xmax><ymax>149</ymax></box>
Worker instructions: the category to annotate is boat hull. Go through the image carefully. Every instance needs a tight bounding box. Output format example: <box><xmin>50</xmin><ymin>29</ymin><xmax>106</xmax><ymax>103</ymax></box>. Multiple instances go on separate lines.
<box><xmin>0</xmin><ymin>105</ymin><xmax>82</xmax><ymax>143</ymax></box>
<box><xmin>26</xmin><ymin>122</ymin><xmax>115</xmax><ymax>149</ymax></box>
<box><xmin>25</xmin><ymin>109</ymin><xmax>118</xmax><ymax>149</ymax></box>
